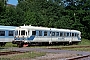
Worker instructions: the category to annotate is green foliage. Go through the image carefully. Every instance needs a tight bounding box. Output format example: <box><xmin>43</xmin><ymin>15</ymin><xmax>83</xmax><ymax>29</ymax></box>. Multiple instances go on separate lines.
<box><xmin>4</xmin><ymin>43</ymin><xmax>17</xmax><ymax>47</ymax></box>
<box><xmin>78</xmin><ymin>38</ymin><xmax>90</xmax><ymax>45</ymax></box>
<box><xmin>0</xmin><ymin>51</ymin><xmax>46</xmax><ymax>60</ymax></box>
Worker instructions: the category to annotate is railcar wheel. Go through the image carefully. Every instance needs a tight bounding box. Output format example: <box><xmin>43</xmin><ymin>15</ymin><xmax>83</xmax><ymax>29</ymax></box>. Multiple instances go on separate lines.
<box><xmin>0</xmin><ymin>42</ymin><xmax>6</xmax><ymax>46</ymax></box>
<box><xmin>17</xmin><ymin>42</ymin><xmax>23</xmax><ymax>48</ymax></box>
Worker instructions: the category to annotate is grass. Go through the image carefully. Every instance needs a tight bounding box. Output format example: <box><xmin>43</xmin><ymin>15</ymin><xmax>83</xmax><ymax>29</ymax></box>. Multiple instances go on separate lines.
<box><xmin>78</xmin><ymin>38</ymin><xmax>90</xmax><ymax>45</ymax></box>
<box><xmin>4</xmin><ymin>43</ymin><xmax>17</xmax><ymax>47</ymax></box>
<box><xmin>0</xmin><ymin>38</ymin><xmax>90</xmax><ymax>60</ymax></box>
<box><xmin>0</xmin><ymin>51</ymin><xmax>46</xmax><ymax>60</ymax></box>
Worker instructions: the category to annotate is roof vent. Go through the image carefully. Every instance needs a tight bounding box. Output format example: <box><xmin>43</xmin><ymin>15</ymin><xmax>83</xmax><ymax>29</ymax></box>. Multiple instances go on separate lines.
<box><xmin>24</xmin><ymin>24</ymin><xmax>25</xmax><ymax>26</ymax></box>
<box><xmin>29</xmin><ymin>25</ymin><xmax>31</xmax><ymax>26</ymax></box>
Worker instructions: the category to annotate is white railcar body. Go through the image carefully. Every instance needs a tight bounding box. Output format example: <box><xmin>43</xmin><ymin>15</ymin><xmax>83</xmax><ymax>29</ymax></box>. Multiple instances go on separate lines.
<box><xmin>13</xmin><ymin>25</ymin><xmax>81</xmax><ymax>46</ymax></box>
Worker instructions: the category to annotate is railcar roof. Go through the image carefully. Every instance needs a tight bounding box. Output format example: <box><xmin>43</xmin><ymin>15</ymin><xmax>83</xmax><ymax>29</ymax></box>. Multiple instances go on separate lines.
<box><xmin>17</xmin><ymin>25</ymin><xmax>81</xmax><ymax>33</ymax></box>
<box><xmin>71</xmin><ymin>30</ymin><xmax>81</xmax><ymax>33</ymax></box>
<box><xmin>0</xmin><ymin>25</ymin><xmax>17</xmax><ymax>30</ymax></box>
<box><xmin>18</xmin><ymin>26</ymin><xmax>50</xmax><ymax>30</ymax></box>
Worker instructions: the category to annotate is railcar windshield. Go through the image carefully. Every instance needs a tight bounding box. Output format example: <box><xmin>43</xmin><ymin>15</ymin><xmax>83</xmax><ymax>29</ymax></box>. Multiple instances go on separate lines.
<box><xmin>15</xmin><ymin>29</ymin><xmax>28</xmax><ymax>36</ymax></box>
<box><xmin>15</xmin><ymin>30</ymin><xmax>18</xmax><ymax>35</ymax></box>
<box><xmin>21</xmin><ymin>30</ymin><xmax>25</xmax><ymax>35</ymax></box>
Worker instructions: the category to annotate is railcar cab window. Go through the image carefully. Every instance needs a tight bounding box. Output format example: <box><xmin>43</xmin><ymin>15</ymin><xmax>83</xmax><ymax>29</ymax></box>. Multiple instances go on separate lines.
<box><xmin>15</xmin><ymin>31</ymin><xmax>18</xmax><ymax>35</ymax></box>
<box><xmin>32</xmin><ymin>31</ymin><xmax>36</xmax><ymax>35</ymax></box>
<box><xmin>0</xmin><ymin>31</ymin><xmax>5</xmax><ymax>36</ymax></box>
<box><xmin>21</xmin><ymin>30</ymin><xmax>25</xmax><ymax>35</ymax></box>
<box><xmin>9</xmin><ymin>31</ymin><xmax>13</xmax><ymax>36</ymax></box>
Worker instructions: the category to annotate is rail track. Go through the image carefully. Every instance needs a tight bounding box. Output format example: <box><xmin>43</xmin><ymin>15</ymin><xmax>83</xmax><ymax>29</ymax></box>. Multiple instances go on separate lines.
<box><xmin>47</xmin><ymin>46</ymin><xmax>90</xmax><ymax>60</ymax></box>
<box><xmin>1</xmin><ymin>46</ymin><xmax>90</xmax><ymax>60</ymax></box>
<box><xmin>67</xmin><ymin>55</ymin><xmax>90</xmax><ymax>60</ymax></box>
<box><xmin>0</xmin><ymin>51</ymin><xmax>26</xmax><ymax>56</ymax></box>
<box><xmin>47</xmin><ymin>45</ymin><xmax>90</xmax><ymax>49</ymax></box>
<box><xmin>62</xmin><ymin>45</ymin><xmax>90</xmax><ymax>48</ymax></box>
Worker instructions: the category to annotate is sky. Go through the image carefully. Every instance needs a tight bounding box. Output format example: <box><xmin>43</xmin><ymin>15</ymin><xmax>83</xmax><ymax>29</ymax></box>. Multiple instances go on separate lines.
<box><xmin>7</xmin><ymin>0</ymin><xmax>18</xmax><ymax>6</ymax></box>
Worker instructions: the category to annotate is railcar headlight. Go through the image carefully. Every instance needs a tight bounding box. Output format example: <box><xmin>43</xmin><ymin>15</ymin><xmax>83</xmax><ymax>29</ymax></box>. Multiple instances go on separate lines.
<box><xmin>14</xmin><ymin>36</ymin><xmax>16</xmax><ymax>40</ymax></box>
<box><xmin>24</xmin><ymin>40</ymin><xmax>27</xmax><ymax>42</ymax></box>
<box><xmin>22</xmin><ymin>36</ymin><xmax>24</xmax><ymax>40</ymax></box>
<box><xmin>18</xmin><ymin>36</ymin><xmax>20</xmax><ymax>40</ymax></box>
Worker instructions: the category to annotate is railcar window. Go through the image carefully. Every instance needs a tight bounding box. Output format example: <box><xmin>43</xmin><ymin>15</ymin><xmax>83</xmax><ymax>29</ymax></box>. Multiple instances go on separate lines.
<box><xmin>9</xmin><ymin>31</ymin><xmax>13</xmax><ymax>36</ymax></box>
<box><xmin>44</xmin><ymin>31</ymin><xmax>47</xmax><ymax>36</ymax></box>
<box><xmin>52</xmin><ymin>32</ymin><xmax>55</xmax><ymax>36</ymax></box>
<box><xmin>0</xmin><ymin>31</ymin><xmax>5</xmax><ymax>36</ymax></box>
<box><xmin>70</xmin><ymin>33</ymin><xmax>71</xmax><ymax>36</ymax></box>
<box><xmin>56</xmin><ymin>32</ymin><xmax>59</xmax><ymax>36</ymax></box>
<box><xmin>60</xmin><ymin>32</ymin><xmax>63</xmax><ymax>36</ymax></box>
<box><xmin>67</xmin><ymin>33</ymin><xmax>69</xmax><ymax>36</ymax></box>
<box><xmin>64</xmin><ymin>32</ymin><xmax>66</xmax><ymax>36</ymax></box>
<box><xmin>21</xmin><ymin>30</ymin><xmax>25</xmax><ymax>35</ymax></box>
<box><xmin>32</xmin><ymin>31</ymin><xmax>36</xmax><ymax>35</ymax></box>
<box><xmin>75</xmin><ymin>33</ymin><xmax>77</xmax><ymax>36</ymax></box>
<box><xmin>39</xmin><ymin>31</ymin><xmax>42</xmax><ymax>36</ymax></box>
<box><xmin>72</xmin><ymin>33</ymin><xmax>74</xmax><ymax>37</ymax></box>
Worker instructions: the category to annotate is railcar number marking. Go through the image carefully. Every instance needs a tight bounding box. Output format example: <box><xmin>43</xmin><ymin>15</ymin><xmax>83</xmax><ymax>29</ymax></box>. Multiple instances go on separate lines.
<box><xmin>58</xmin><ymin>37</ymin><xmax>65</xmax><ymax>40</ymax></box>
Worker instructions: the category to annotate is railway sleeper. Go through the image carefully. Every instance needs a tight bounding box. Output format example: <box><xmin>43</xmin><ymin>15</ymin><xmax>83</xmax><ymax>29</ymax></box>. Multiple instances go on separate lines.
<box><xmin>67</xmin><ymin>55</ymin><xmax>90</xmax><ymax>60</ymax></box>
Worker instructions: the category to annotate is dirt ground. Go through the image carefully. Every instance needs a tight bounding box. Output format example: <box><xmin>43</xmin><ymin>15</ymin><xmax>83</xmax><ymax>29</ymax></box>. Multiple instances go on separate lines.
<box><xmin>30</xmin><ymin>53</ymin><xmax>77</xmax><ymax>60</ymax></box>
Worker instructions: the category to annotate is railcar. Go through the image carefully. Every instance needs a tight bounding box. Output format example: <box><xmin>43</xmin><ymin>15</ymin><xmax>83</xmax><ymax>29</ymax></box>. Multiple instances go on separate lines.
<box><xmin>12</xmin><ymin>25</ymin><xmax>81</xmax><ymax>47</ymax></box>
<box><xmin>0</xmin><ymin>25</ymin><xmax>16</xmax><ymax>46</ymax></box>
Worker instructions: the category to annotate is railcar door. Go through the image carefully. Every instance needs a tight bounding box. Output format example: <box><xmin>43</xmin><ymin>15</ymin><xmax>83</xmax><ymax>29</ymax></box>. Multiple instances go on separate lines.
<box><xmin>69</xmin><ymin>32</ymin><xmax>76</xmax><ymax>43</ymax></box>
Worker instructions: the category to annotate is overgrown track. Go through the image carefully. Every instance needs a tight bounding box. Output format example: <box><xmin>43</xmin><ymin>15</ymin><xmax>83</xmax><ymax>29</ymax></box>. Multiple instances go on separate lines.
<box><xmin>2</xmin><ymin>46</ymin><xmax>90</xmax><ymax>60</ymax></box>
<box><xmin>47</xmin><ymin>45</ymin><xmax>90</xmax><ymax>49</ymax></box>
<box><xmin>67</xmin><ymin>55</ymin><xmax>90</xmax><ymax>60</ymax></box>
<box><xmin>47</xmin><ymin>45</ymin><xmax>90</xmax><ymax>60</ymax></box>
<box><xmin>63</xmin><ymin>45</ymin><xmax>90</xmax><ymax>48</ymax></box>
<box><xmin>0</xmin><ymin>51</ymin><xmax>26</xmax><ymax>56</ymax></box>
